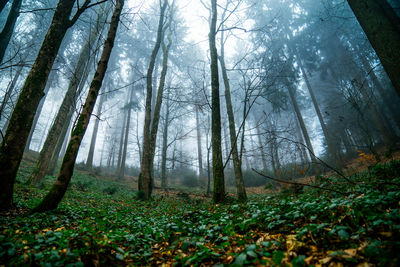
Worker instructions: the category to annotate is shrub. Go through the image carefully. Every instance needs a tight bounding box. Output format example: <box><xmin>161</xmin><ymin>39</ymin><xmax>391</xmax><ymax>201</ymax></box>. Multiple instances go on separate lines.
<box><xmin>103</xmin><ymin>186</ymin><xmax>118</xmax><ymax>195</ymax></box>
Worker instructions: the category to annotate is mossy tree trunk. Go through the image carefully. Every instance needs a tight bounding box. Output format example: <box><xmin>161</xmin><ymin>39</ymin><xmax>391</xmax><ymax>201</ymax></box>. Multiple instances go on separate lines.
<box><xmin>148</xmin><ymin>29</ymin><xmax>172</xmax><ymax>183</ymax></box>
<box><xmin>28</xmin><ymin>10</ymin><xmax>106</xmax><ymax>185</ymax></box>
<box><xmin>0</xmin><ymin>0</ymin><xmax>81</xmax><ymax>210</ymax></box>
<box><xmin>32</xmin><ymin>0</ymin><xmax>124</xmax><ymax>213</ymax></box>
<box><xmin>209</xmin><ymin>0</ymin><xmax>225</xmax><ymax>203</ymax></box>
<box><xmin>0</xmin><ymin>0</ymin><xmax>22</xmax><ymax>63</ymax></box>
<box><xmin>139</xmin><ymin>0</ymin><xmax>168</xmax><ymax>199</ymax></box>
<box><xmin>218</xmin><ymin>28</ymin><xmax>246</xmax><ymax>202</ymax></box>
<box><xmin>347</xmin><ymin>0</ymin><xmax>400</xmax><ymax>96</ymax></box>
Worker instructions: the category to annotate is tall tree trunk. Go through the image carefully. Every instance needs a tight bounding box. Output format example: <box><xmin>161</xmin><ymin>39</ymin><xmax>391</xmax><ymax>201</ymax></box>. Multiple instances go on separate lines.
<box><xmin>297</xmin><ymin>57</ymin><xmax>338</xmax><ymax>165</ymax></box>
<box><xmin>161</xmin><ymin>91</ymin><xmax>170</xmax><ymax>189</ymax></box>
<box><xmin>47</xmin><ymin>113</ymin><xmax>73</xmax><ymax>175</ymax></box>
<box><xmin>119</xmin><ymin>89</ymin><xmax>134</xmax><ymax>178</ymax></box>
<box><xmin>347</xmin><ymin>0</ymin><xmax>400</xmax><ymax>96</ymax></box>
<box><xmin>0</xmin><ymin>62</ymin><xmax>23</xmax><ymax>131</ymax></box>
<box><xmin>86</xmin><ymin>90</ymin><xmax>105</xmax><ymax>170</ymax></box>
<box><xmin>209</xmin><ymin>0</ymin><xmax>225</xmax><ymax>203</ymax></box>
<box><xmin>360</xmin><ymin>55</ymin><xmax>400</xmax><ymax>129</ymax></box>
<box><xmin>256</xmin><ymin>125</ymin><xmax>268</xmax><ymax>171</ymax></box>
<box><xmin>139</xmin><ymin>0</ymin><xmax>168</xmax><ymax>199</ymax></box>
<box><xmin>28</xmin><ymin>12</ymin><xmax>106</xmax><ymax>184</ymax></box>
<box><xmin>0</xmin><ymin>0</ymin><xmax>22</xmax><ymax>63</ymax></box>
<box><xmin>287</xmin><ymin>85</ymin><xmax>317</xmax><ymax>164</ymax></box>
<box><xmin>195</xmin><ymin>106</ymin><xmax>203</xmax><ymax>179</ymax></box>
<box><xmin>218</xmin><ymin>30</ymin><xmax>246</xmax><ymax>201</ymax></box>
<box><xmin>32</xmin><ymin>0</ymin><xmax>124</xmax><ymax>213</ymax></box>
<box><xmin>117</xmin><ymin>107</ymin><xmax>127</xmax><ymax>170</ymax></box>
<box><xmin>0</xmin><ymin>0</ymin><xmax>81</xmax><ymax>210</ymax></box>
<box><xmin>148</xmin><ymin>29</ymin><xmax>172</xmax><ymax>185</ymax></box>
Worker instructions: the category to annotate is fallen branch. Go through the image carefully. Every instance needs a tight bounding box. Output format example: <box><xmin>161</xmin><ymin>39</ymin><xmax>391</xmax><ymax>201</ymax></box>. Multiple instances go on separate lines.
<box><xmin>252</xmin><ymin>168</ymin><xmax>348</xmax><ymax>196</ymax></box>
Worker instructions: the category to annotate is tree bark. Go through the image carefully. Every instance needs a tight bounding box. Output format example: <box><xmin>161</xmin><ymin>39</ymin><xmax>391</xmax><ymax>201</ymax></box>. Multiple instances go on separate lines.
<box><xmin>0</xmin><ymin>0</ymin><xmax>79</xmax><ymax>210</ymax></box>
<box><xmin>119</xmin><ymin>89</ymin><xmax>134</xmax><ymax>178</ymax></box>
<box><xmin>297</xmin><ymin>57</ymin><xmax>338</xmax><ymax>165</ymax></box>
<box><xmin>218</xmin><ymin>31</ymin><xmax>246</xmax><ymax>201</ymax></box>
<box><xmin>0</xmin><ymin>0</ymin><xmax>22</xmax><ymax>63</ymax></box>
<box><xmin>161</xmin><ymin>91</ymin><xmax>170</xmax><ymax>189</ymax></box>
<box><xmin>32</xmin><ymin>0</ymin><xmax>124</xmax><ymax>213</ymax></box>
<box><xmin>287</xmin><ymin>85</ymin><xmax>317</xmax><ymax>164</ymax></box>
<box><xmin>28</xmin><ymin>12</ymin><xmax>106</xmax><ymax>184</ymax></box>
<box><xmin>139</xmin><ymin>0</ymin><xmax>168</xmax><ymax>199</ymax></box>
<box><xmin>86</xmin><ymin>90</ymin><xmax>105</xmax><ymax>170</ymax></box>
<box><xmin>195</xmin><ymin>106</ymin><xmax>203</xmax><ymax>179</ymax></box>
<box><xmin>347</xmin><ymin>0</ymin><xmax>400</xmax><ymax>96</ymax></box>
<box><xmin>209</xmin><ymin>0</ymin><xmax>225</xmax><ymax>203</ymax></box>
<box><xmin>148</xmin><ymin>29</ymin><xmax>172</xmax><ymax>185</ymax></box>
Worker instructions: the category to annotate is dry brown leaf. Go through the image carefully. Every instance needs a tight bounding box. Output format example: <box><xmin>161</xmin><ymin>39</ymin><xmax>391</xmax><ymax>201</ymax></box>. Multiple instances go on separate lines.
<box><xmin>319</xmin><ymin>257</ymin><xmax>332</xmax><ymax>264</ymax></box>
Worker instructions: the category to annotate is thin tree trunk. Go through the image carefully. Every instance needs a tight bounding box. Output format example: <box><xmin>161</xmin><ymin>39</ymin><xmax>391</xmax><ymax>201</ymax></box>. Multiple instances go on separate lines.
<box><xmin>32</xmin><ymin>0</ymin><xmax>124</xmax><ymax>213</ymax></box>
<box><xmin>161</xmin><ymin>92</ymin><xmax>170</xmax><ymax>189</ymax></box>
<box><xmin>195</xmin><ymin>106</ymin><xmax>203</xmax><ymax>179</ymax></box>
<box><xmin>0</xmin><ymin>0</ymin><xmax>22</xmax><ymax>63</ymax></box>
<box><xmin>218</xmin><ymin>29</ymin><xmax>246</xmax><ymax>201</ymax></box>
<box><xmin>148</xmin><ymin>29</ymin><xmax>172</xmax><ymax>185</ymax></box>
<box><xmin>297</xmin><ymin>57</ymin><xmax>338</xmax><ymax>165</ymax></box>
<box><xmin>287</xmin><ymin>85</ymin><xmax>317</xmax><ymax>164</ymax></box>
<box><xmin>256</xmin><ymin>125</ymin><xmax>268</xmax><ymax>171</ymax></box>
<box><xmin>0</xmin><ymin>0</ymin><xmax>80</xmax><ymax>210</ymax></box>
<box><xmin>119</xmin><ymin>89</ymin><xmax>134</xmax><ymax>178</ymax></box>
<box><xmin>139</xmin><ymin>0</ymin><xmax>168</xmax><ymax>199</ymax></box>
<box><xmin>210</xmin><ymin>0</ymin><xmax>225</xmax><ymax>203</ymax></box>
<box><xmin>117</xmin><ymin>107</ymin><xmax>127</xmax><ymax>170</ymax></box>
<box><xmin>86</xmin><ymin>90</ymin><xmax>105</xmax><ymax>169</ymax></box>
<box><xmin>47</xmin><ymin>113</ymin><xmax>73</xmax><ymax>175</ymax></box>
<box><xmin>347</xmin><ymin>0</ymin><xmax>400</xmax><ymax>96</ymax></box>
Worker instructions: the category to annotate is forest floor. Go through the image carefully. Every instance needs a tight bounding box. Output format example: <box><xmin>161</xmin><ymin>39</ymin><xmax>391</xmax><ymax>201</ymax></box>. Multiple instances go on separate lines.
<box><xmin>1</xmin><ymin>154</ymin><xmax>400</xmax><ymax>266</ymax></box>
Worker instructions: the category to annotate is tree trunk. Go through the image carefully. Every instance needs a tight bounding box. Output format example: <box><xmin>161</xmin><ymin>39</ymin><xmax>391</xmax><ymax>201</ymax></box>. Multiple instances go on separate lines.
<box><xmin>32</xmin><ymin>0</ymin><xmax>124</xmax><ymax>213</ymax></box>
<box><xmin>218</xmin><ymin>31</ymin><xmax>246</xmax><ymax>201</ymax></box>
<box><xmin>119</xmin><ymin>89</ymin><xmax>134</xmax><ymax>178</ymax></box>
<box><xmin>0</xmin><ymin>0</ymin><xmax>22</xmax><ymax>63</ymax></box>
<box><xmin>117</xmin><ymin>107</ymin><xmax>127</xmax><ymax>170</ymax></box>
<box><xmin>148</xmin><ymin>29</ymin><xmax>172</xmax><ymax>185</ymax></box>
<box><xmin>287</xmin><ymin>85</ymin><xmax>317</xmax><ymax>164</ymax></box>
<box><xmin>297</xmin><ymin>57</ymin><xmax>338</xmax><ymax>165</ymax></box>
<box><xmin>256</xmin><ymin>125</ymin><xmax>268</xmax><ymax>171</ymax></box>
<box><xmin>28</xmin><ymin>12</ymin><xmax>106</xmax><ymax>184</ymax></box>
<box><xmin>161</xmin><ymin>91</ymin><xmax>170</xmax><ymax>189</ymax></box>
<box><xmin>347</xmin><ymin>0</ymin><xmax>400</xmax><ymax>96</ymax></box>
<box><xmin>86</xmin><ymin>90</ymin><xmax>105</xmax><ymax>170</ymax></box>
<box><xmin>0</xmin><ymin>0</ymin><xmax>80</xmax><ymax>210</ymax></box>
<box><xmin>209</xmin><ymin>0</ymin><xmax>225</xmax><ymax>203</ymax></box>
<box><xmin>0</xmin><ymin>62</ymin><xmax>23</xmax><ymax>131</ymax></box>
<box><xmin>139</xmin><ymin>0</ymin><xmax>168</xmax><ymax>199</ymax></box>
<box><xmin>195</xmin><ymin>106</ymin><xmax>203</xmax><ymax>179</ymax></box>
<box><xmin>47</xmin><ymin>113</ymin><xmax>73</xmax><ymax>175</ymax></box>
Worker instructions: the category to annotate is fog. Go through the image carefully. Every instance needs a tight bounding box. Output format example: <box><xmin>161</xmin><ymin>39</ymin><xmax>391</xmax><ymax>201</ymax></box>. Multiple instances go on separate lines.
<box><xmin>1</xmin><ymin>0</ymin><xmax>399</xmax><ymax>191</ymax></box>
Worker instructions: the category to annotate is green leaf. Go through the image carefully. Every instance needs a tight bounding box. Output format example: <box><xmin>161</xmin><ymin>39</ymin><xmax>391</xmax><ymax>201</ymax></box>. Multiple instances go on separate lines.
<box><xmin>234</xmin><ymin>253</ymin><xmax>247</xmax><ymax>265</ymax></box>
<box><xmin>338</xmin><ymin>229</ymin><xmax>349</xmax><ymax>240</ymax></box>
<box><xmin>272</xmin><ymin>251</ymin><xmax>285</xmax><ymax>265</ymax></box>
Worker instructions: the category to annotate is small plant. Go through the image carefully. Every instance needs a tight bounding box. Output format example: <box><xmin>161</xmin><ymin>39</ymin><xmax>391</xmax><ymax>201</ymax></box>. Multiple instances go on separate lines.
<box><xmin>103</xmin><ymin>186</ymin><xmax>118</xmax><ymax>195</ymax></box>
<box><xmin>136</xmin><ymin>190</ymin><xmax>146</xmax><ymax>200</ymax></box>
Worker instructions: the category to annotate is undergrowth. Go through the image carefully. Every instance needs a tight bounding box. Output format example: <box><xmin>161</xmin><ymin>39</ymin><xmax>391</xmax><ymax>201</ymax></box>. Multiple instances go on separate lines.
<box><xmin>0</xmin><ymin>161</ymin><xmax>400</xmax><ymax>266</ymax></box>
